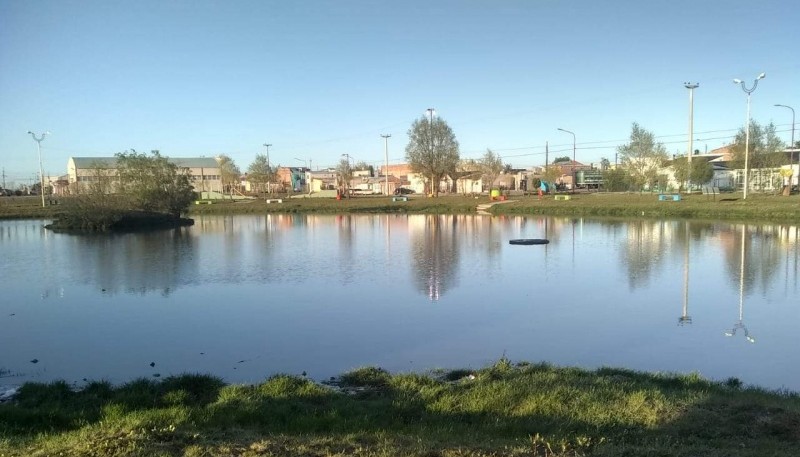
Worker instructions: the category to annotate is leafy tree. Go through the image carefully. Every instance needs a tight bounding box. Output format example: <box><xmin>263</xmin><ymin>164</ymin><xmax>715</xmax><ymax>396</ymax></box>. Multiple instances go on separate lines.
<box><xmin>600</xmin><ymin>158</ymin><xmax>611</xmax><ymax>170</ymax></box>
<box><xmin>617</xmin><ymin>123</ymin><xmax>668</xmax><ymax>189</ymax></box>
<box><xmin>405</xmin><ymin>115</ymin><xmax>460</xmax><ymax>196</ymax></box>
<box><xmin>216</xmin><ymin>154</ymin><xmax>241</xmax><ymax>198</ymax></box>
<box><xmin>673</xmin><ymin>158</ymin><xmax>714</xmax><ymax>190</ymax></box>
<box><xmin>553</xmin><ymin>156</ymin><xmax>571</xmax><ymax>164</ymax></box>
<box><xmin>602</xmin><ymin>167</ymin><xmax>630</xmax><ymax>192</ymax></box>
<box><xmin>541</xmin><ymin>164</ymin><xmax>562</xmax><ymax>191</ymax></box>
<box><xmin>115</xmin><ymin>150</ymin><xmax>196</xmax><ymax>217</ymax></box>
<box><xmin>479</xmin><ymin>149</ymin><xmax>503</xmax><ymax>191</ymax></box>
<box><xmin>247</xmin><ymin>153</ymin><xmax>275</xmax><ymax>194</ymax></box>
<box><xmin>730</xmin><ymin>121</ymin><xmax>786</xmax><ymax>192</ymax></box>
<box><xmin>336</xmin><ymin>158</ymin><xmax>354</xmax><ymax>197</ymax></box>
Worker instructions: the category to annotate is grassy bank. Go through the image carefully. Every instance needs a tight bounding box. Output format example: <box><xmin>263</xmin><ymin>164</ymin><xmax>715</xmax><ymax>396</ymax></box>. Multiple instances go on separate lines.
<box><xmin>4</xmin><ymin>193</ymin><xmax>800</xmax><ymax>222</ymax></box>
<box><xmin>1</xmin><ymin>361</ymin><xmax>799</xmax><ymax>456</ymax></box>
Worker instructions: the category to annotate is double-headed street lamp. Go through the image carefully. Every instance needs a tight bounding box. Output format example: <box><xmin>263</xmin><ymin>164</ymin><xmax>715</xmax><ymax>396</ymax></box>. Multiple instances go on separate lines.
<box><xmin>733</xmin><ymin>73</ymin><xmax>765</xmax><ymax>200</ymax></box>
<box><xmin>774</xmin><ymin>104</ymin><xmax>795</xmax><ymax>187</ymax></box>
<box><xmin>684</xmin><ymin>82</ymin><xmax>699</xmax><ymax>192</ymax></box>
<box><xmin>557</xmin><ymin>128</ymin><xmax>576</xmax><ymax>191</ymax></box>
<box><xmin>27</xmin><ymin>130</ymin><xmax>50</xmax><ymax>207</ymax></box>
<box><xmin>381</xmin><ymin>134</ymin><xmax>391</xmax><ymax>196</ymax></box>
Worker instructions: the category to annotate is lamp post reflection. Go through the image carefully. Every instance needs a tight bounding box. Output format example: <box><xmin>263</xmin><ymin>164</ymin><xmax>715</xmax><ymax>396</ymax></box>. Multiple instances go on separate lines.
<box><xmin>679</xmin><ymin>222</ymin><xmax>692</xmax><ymax>325</ymax></box>
<box><xmin>725</xmin><ymin>225</ymin><xmax>755</xmax><ymax>343</ymax></box>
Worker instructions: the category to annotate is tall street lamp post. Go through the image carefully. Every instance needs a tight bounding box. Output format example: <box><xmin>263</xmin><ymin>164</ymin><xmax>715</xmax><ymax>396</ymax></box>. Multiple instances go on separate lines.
<box><xmin>27</xmin><ymin>131</ymin><xmax>49</xmax><ymax>207</ymax></box>
<box><xmin>684</xmin><ymin>82</ymin><xmax>699</xmax><ymax>193</ymax></box>
<box><xmin>733</xmin><ymin>73</ymin><xmax>765</xmax><ymax>200</ymax></box>
<box><xmin>557</xmin><ymin>128</ymin><xmax>576</xmax><ymax>191</ymax></box>
<box><xmin>426</xmin><ymin>108</ymin><xmax>435</xmax><ymax>195</ymax></box>
<box><xmin>381</xmin><ymin>134</ymin><xmax>391</xmax><ymax>196</ymax></box>
<box><xmin>263</xmin><ymin>143</ymin><xmax>272</xmax><ymax>194</ymax></box>
<box><xmin>774</xmin><ymin>104</ymin><xmax>795</xmax><ymax>188</ymax></box>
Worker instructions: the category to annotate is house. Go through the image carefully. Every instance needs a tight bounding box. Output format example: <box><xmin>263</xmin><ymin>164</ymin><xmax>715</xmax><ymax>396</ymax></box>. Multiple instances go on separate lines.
<box><xmin>67</xmin><ymin>156</ymin><xmax>222</xmax><ymax>196</ymax></box>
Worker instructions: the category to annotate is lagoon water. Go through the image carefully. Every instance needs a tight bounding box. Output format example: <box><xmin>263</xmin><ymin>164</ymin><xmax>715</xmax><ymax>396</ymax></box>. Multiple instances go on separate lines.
<box><xmin>1</xmin><ymin>214</ymin><xmax>798</xmax><ymax>391</ymax></box>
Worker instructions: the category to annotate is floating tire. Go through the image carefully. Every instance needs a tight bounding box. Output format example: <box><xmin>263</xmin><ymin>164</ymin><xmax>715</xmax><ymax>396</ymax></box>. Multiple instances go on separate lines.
<box><xmin>509</xmin><ymin>239</ymin><xmax>550</xmax><ymax>245</ymax></box>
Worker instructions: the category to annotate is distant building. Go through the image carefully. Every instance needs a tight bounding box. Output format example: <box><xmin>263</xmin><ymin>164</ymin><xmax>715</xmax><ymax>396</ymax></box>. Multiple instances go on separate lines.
<box><xmin>67</xmin><ymin>156</ymin><xmax>222</xmax><ymax>195</ymax></box>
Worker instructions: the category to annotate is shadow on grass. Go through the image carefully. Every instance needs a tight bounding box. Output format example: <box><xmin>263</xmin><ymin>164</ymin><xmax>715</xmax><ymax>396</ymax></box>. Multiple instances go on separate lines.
<box><xmin>2</xmin><ymin>363</ymin><xmax>799</xmax><ymax>456</ymax></box>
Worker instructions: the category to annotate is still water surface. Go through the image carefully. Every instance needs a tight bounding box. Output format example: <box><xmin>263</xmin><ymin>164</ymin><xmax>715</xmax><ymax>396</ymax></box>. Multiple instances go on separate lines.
<box><xmin>1</xmin><ymin>215</ymin><xmax>798</xmax><ymax>391</ymax></box>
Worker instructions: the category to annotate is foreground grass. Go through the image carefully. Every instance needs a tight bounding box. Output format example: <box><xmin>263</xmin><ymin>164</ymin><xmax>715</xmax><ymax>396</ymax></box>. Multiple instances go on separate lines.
<box><xmin>2</xmin><ymin>361</ymin><xmax>799</xmax><ymax>456</ymax></box>
<box><xmin>4</xmin><ymin>192</ymin><xmax>800</xmax><ymax>222</ymax></box>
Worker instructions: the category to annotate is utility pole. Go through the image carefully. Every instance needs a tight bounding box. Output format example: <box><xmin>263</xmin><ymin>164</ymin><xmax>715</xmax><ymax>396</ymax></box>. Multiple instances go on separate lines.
<box><xmin>381</xmin><ymin>134</ymin><xmax>391</xmax><ymax>196</ymax></box>
<box><xmin>263</xmin><ymin>143</ymin><xmax>272</xmax><ymax>195</ymax></box>
<box><xmin>2</xmin><ymin>167</ymin><xmax>6</xmax><ymax>190</ymax></box>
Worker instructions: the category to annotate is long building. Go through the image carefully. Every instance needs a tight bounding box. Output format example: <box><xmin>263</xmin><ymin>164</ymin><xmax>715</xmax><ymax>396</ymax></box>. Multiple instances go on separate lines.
<box><xmin>67</xmin><ymin>156</ymin><xmax>222</xmax><ymax>194</ymax></box>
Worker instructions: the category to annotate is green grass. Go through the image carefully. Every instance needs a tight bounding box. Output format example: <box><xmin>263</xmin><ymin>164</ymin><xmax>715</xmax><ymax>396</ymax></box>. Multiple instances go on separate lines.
<box><xmin>5</xmin><ymin>192</ymin><xmax>800</xmax><ymax>222</ymax></box>
<box><xmin>2</xmin><ymin>362</ymin><xmax>799</xmax><ymax>456</ymax></box>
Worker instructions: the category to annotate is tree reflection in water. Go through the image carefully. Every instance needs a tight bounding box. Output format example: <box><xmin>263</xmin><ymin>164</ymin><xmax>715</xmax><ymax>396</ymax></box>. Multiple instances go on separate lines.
<box><xmin>410</xmin><ymin>215</ymin><xmax>460</xmax><ymax>300</ymax></box>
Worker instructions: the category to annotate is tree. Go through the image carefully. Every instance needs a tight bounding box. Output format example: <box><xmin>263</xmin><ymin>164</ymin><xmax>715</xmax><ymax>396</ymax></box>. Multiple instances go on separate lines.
<box><xmin>617</xmin><ymin>123</ymin><xmax>668</xmax><ymax>189</ymax></box>
<box><xmin>673</xmin><ymin>158</ymin><xmax>714</xmax><ymax>190</ymax></box>
<box><xmin>602</xmin><ymin>167</ymin><xmax>630</xmax><ymax>192</ymax></box>
<box><xmin>600</xmin><ymin>158</ymin><xmax>611</xmax><ymax>170</ymax></box>
<box><xmin>730</xmin><ymin>120</ymin><xmax>786</xmax><ymax>192</ymax></box>
<box><xmin>354</xmin><ymin>161</ymin><xmax>374</xmax><ymax>177</ymax></box>
<box><xmin>115</xmin><ymin>150</ymin><xmax>196</xmax><ymax>217</ymax></box>
<box><xmin>336</xmin><ymin>158</ymin><xmax>354</xmax><ymax>197</ymax></box>
<box><xmin>405</xmin><ymin>115</ymin><xmax>460</xmax><ymax>196</ymax></box>
<box><xmin>553</xmin><ymin>156</ymin><xmax>571</xmax><ymax>164</ymax></box>
<box><xmin>216</xmin><ymin>155</ymin><xmax>241</xmax><ymax>198</ymax></box>
<box><xmin>247</xmin><ymin>153</ymin><xmax>275</xmax><ymax>194</ymax></box>
<box><xmin>479</xmin><ymin>149</ymin><xmax>503</xmax><ymax>191</ymax></box>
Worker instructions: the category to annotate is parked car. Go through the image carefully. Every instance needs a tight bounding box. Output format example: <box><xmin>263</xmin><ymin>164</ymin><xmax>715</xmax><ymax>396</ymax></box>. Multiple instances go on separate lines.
<box><xmin>394</xmin><ymin>187</ymin><xmax>415</xmax><ymax>195</ymax></box>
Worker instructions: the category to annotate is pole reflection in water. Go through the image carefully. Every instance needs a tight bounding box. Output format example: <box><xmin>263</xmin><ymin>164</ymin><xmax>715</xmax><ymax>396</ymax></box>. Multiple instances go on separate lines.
<box><xmin>679</xmin><ymin>221</ymin><xmax>692</xmax><ymax>325</ymax></box>
<box><xmin>726</xmin><ymin>224</ymin><xmax>755</xmax><ymax>343</ymax></box>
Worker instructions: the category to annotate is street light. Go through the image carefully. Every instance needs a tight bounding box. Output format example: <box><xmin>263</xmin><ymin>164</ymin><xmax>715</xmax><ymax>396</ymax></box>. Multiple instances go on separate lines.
<box><xmin>557</xmin><ymin>128</ymin><xmax>576</xmax><ymax>191</ymax></box>
<box><xmin>381</xmin><ymin>134</ymin><xmax>391</xmax><ymax>196</ymax></box>
<box><xmin>774</xmin><ymin>104</ymin><xmax>795</xmax><ymax>188</ymax></box>
<box><xmin>263</xmin><ymin>143</ymin><xmax>272</xmax><ymax>195</ymax></box>
<box><xmin>684</xmin><ymin>82</ymin><xmax>699</xmax><ymax>193</ymax></box>
<box><xmin>27</xmin><ymin>131</ymin><xmax>50</xmax><ymax>207</ymax></box>
<box><xmin>426</xmin><ymin>108</ymin><xmax>436</xmax><ymax>195</ymax></box>
<box><xmin>733</xmin><ymin>72</ymin><xmax>765</xmax><ymax>200</ymax></box>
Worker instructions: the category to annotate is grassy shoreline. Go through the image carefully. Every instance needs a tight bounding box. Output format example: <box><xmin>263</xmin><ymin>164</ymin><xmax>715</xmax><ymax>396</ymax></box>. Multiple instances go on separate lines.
<box><xmin>3</xmin><ymin>192</ymin><xmax>800</xmax><ymax>223</ymax></box>
<box><xmin>2</xmin><ymin>361</ymin><xmax>799</xmax><ymax>456</ymax></box>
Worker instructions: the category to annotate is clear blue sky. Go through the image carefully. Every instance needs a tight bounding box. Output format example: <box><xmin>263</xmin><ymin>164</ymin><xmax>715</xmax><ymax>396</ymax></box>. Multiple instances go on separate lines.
<box><xmin>1</xmin><ymin>0</ymin><xmax>797</xmax><ymax>186</ymax></box>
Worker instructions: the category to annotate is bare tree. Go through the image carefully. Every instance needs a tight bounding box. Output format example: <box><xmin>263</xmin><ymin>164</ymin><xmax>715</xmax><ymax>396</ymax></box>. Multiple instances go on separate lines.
<box><xmin>405</xmin><ymin>115</ymin><xmax>460</xmax><ymax>196</ymax></box>
<box><xmin>216</xmin><ymin>154</ymin><xmax>241</xmax><ymax>199</ymax></box>
<box><xmin>617</xmin><ymin>123</ymin><xmax>668</xmax><ymax>189</ymax></box>
<box><xmin>479</xmin><ymin>149</ymin><xmax>503</xmax><ymax>192</ymax></box>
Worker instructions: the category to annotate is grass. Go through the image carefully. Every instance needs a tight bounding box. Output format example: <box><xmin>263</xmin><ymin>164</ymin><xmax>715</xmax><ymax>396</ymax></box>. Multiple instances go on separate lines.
<box><xmin>5</xmin><ymin>192</ymin><xmax>800</xmax><ymax>223</ymax></box>
<box><xmin>1</xmin><ymin>361</ymin><xmax>799</xmax><ymax>456</ymax></box>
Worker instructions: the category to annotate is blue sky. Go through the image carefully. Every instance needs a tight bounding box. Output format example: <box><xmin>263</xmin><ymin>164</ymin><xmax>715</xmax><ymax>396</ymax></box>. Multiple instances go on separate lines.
<box><xmin>1</xmin><ymin>0</ymin><xmax>797</xmax><ymax>185</ymax></box>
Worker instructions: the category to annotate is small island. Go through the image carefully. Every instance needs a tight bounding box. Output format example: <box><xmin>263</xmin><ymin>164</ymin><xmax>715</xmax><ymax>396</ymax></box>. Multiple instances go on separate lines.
<box><xmin>45</xmin><ymin>151</ymin><xmax>197</xmax><ymax>232</ymax></box>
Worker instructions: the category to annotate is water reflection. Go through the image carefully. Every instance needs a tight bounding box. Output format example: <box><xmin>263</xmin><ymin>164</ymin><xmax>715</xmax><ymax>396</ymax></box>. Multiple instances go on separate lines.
<box><xmin>67</xmin><ymin>228</ymin><xmax>196</xmax><ymax>296</ymax></box>
<box><xmin>2</xmin><ymin>216</ymin><xmax>799</xmax><ymax>391</ymax></box>
<box><xmin>726</xmin><ymin>225</ymin><xmax>756</xmax><ymax>343</ymax></box>
<box><xmin>679</xmin><ymin>222</ymin><xmax>692</xmax><ymax>326</ymax></box>
<box><xmin>410</xmin><ymin>215</ymin><xmax>461</xmax><ymax>300</ymax></box>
